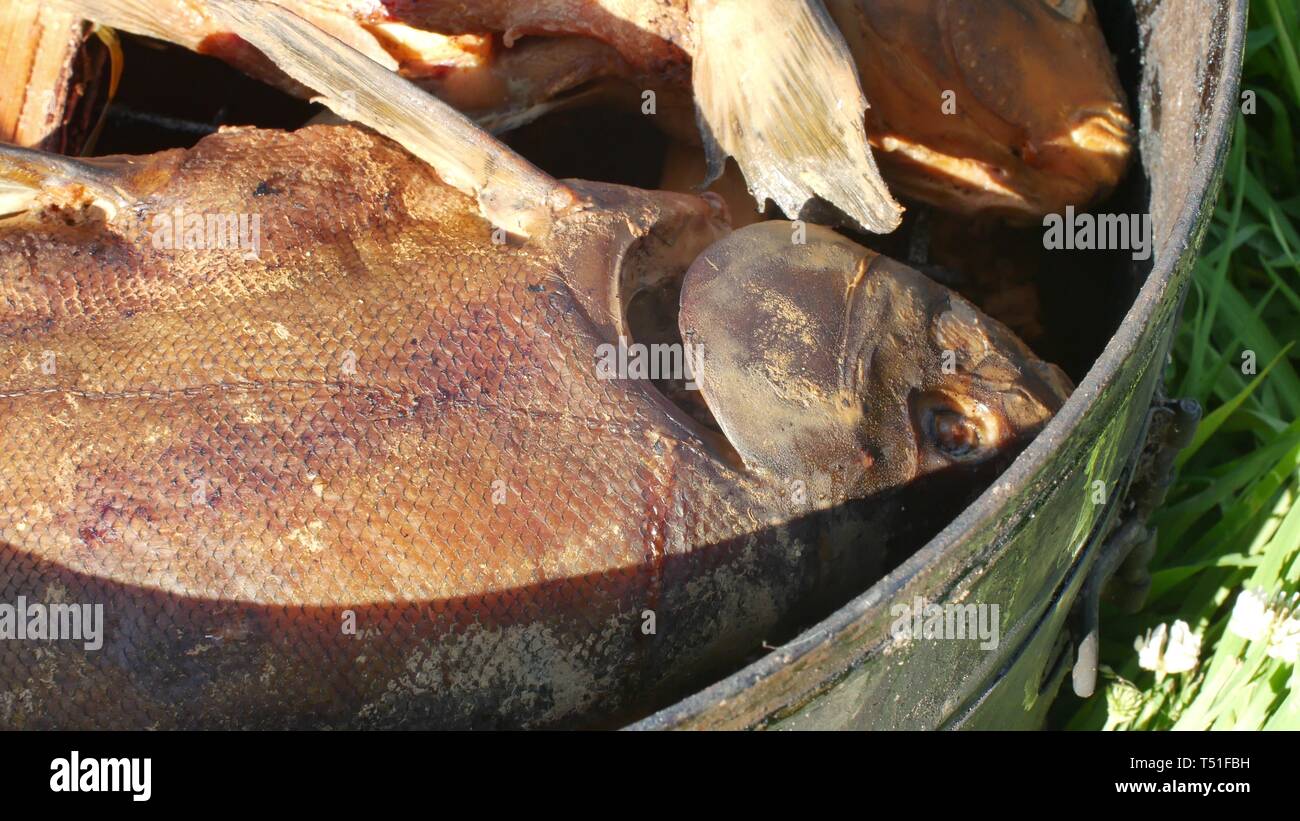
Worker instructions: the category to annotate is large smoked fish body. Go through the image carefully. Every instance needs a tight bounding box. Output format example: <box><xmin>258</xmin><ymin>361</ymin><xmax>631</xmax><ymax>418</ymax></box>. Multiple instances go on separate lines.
<box><xmin>0</xmin><ymin>126</ymin><xmax>892</xmax><ymax>728</ymax></box>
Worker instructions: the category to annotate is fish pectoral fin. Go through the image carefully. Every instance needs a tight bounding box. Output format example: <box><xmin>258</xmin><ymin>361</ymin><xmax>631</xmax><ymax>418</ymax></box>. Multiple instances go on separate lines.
<box><xmin>0</xmin><ymin>142</ymin><xmax>134</xmax><ymax>220</ymax></box>
<box><xmin>0</xmin><ymin>178</ymin><xmax>39</xmax><ymax>219</ymax></box>
<box><xmin>204</xmin><ymin>0</ymin><xmax>580</xmax><ymax>239</ymax></box>
<box><xmin>690</xmin><ymin>0</ymin><xmax>903</xmax><ymax>235</ymax></box>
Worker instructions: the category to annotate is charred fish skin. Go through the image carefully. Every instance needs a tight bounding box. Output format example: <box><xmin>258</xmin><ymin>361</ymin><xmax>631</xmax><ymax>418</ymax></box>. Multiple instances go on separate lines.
<box><xmin>0</xmin><ymin>123</ymin><xmax>1066</xmax><ymax>728</ymax></box>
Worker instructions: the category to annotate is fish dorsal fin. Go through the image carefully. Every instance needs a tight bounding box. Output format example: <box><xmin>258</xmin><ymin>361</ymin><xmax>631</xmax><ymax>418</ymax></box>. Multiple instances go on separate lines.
<box><xmin>52</xmin><ymin>0</ymin><xmax>580</xmax><ymax>239</ymax></box>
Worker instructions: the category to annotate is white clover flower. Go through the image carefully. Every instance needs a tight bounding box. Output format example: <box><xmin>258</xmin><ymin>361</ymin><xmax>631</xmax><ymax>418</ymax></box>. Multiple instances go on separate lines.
<box><xmin>1266</xmin><ymin>612</ymin><xmax>1300</xmax><ymax>663</ymax></box>
<box><xmin>1135</xmin><ymin>623</ymin><xmax>1168</xmax><ymax>672</ymax></box>
<box><xmin>1164</xmin><ymin>620</ymin><xmax>1202</xmax><ymax>674</ymax></box>
<box><xmin>1228</xmin><ymin>587</ymin><xmax>1300</xmax><ymax>664</ymax></box>
<box><xmin>1134</xmin><ymin>620</ymin><xmax>1201</xmax><ymax>675</ymax></box>
<box><xmin>1228</xmin><ymin>588</ymin><xmax>1272</xmax><ymax>641</ymax></box>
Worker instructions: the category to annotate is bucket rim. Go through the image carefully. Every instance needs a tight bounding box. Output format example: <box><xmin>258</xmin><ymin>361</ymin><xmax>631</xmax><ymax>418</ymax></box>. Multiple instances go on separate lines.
<box><xmin>631</xmin><ymin>0</ymin><xmax>1251</xmax><ymax>730</ymax></box>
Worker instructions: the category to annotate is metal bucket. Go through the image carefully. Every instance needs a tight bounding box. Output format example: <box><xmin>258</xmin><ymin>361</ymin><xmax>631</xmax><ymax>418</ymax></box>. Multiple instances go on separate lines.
<box><xmin>633</xmin><ymin>0</ymin><xmax>1249</xmax><ymax>730</ymax></box>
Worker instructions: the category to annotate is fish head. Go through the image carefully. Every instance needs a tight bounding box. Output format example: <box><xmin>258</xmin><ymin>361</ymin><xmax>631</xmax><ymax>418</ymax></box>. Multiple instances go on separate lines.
<box><xmin>827</xmin><ymin>0</ymin><xmax>1133</xmax><ymax>220</ymax></box>
<box><xmin>679</xmin><ymin>221</ymin><xmax>1072</xmax><ymax>501</ymax></box>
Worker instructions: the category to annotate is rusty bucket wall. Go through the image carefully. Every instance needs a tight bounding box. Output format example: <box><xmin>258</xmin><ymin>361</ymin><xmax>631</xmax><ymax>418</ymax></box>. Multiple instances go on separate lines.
<box><xmin>634</xmin><ymin>0</ymin><xmax>1249</xmax><ymax>730</ymax></box>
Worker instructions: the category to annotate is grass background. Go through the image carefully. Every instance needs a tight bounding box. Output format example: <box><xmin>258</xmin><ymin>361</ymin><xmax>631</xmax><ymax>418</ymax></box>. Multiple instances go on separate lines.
<box><xmin>1052</xmin><ymin>0</ymin><xmax>1300</xmax><ymax>729</ymax></box>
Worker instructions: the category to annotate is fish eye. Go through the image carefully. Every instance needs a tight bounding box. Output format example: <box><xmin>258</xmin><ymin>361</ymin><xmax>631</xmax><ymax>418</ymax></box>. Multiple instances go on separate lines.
<box><xmin>913</xmin><ymin>392</ymin><xmax>990</xmax><ymax>462</ymax></box>
<box><xmin>930</xmin><ymin>407</ymin><xmax>981</xmax><ymax>458</ymax></box>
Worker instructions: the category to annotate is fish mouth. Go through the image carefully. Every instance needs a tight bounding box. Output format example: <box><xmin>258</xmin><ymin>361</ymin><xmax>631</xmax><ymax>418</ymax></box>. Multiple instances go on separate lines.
<box><xmin>1062</xmin><ymin>103</ymin><xmax>1136</xmax><ymax>158</ymax></box>
<box><xmin>870</xmin><ymin>103</ymin><xmax>1133</xmax><ymax>222</ymax></box>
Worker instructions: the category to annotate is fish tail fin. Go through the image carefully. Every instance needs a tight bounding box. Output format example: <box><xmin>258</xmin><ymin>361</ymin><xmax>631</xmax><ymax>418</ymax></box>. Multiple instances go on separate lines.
<box><xmin>690</xmin><ymin>0</ymin><xmax>903</xmax><ymax>235</ymax></box>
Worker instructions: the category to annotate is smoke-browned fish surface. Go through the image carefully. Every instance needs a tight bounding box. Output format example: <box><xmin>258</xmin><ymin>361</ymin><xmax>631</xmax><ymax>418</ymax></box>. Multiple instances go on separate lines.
<box><xmin>0</xmin><ymin>119</ymin><xmax>1070</xmax><ymax>727</ymax></box>
<box><xmin>0</xmin><ymin>0</ymin><xmax>1079</xmax><ymax>729</ymax></box>
<box><xmin>50</xmin><ymin>0</ymin><xmax>1132</xmax><ymax>224</ymax></box>
<box><xmin>54</xmin><ymin>0</ymin><xmax>904</xmax><ymax>234</ymax></box>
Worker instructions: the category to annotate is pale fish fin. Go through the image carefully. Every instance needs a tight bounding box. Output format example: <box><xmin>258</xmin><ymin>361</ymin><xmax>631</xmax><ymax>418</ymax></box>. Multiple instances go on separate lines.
<box><xmin>690</xmin><ymin>0</ymin><xmax>903</xmax><ymax>234</ymax></box>
<box><xmin>0</xmin><ymin>142</ymin><xmax>134</xmax><ymax>219</ymax></box>
<box><xmin>54</xmin><ymin>0</ymin><xmax>580</xmax><ymax>238</ymax></box>
<box><xmin>49</xmin><ymin>0</ymin><xmax>206</xmax><ymax>47</ymax></box>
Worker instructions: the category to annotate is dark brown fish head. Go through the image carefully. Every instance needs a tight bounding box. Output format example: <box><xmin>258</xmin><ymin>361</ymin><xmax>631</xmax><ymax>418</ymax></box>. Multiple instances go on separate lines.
<box><xmin>679</xmin><ymin>220</ymin><xmax>1072</xmax><ymax>502</ymax></box>
<box><xmin>828</xmin><ymin>0</ymin><xmax>1133</xmax><ymax>220</ymax></box>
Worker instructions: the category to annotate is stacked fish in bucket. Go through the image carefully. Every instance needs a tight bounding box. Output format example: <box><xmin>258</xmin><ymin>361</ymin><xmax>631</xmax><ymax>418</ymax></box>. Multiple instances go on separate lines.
<box><xmin>0</xmin><ymin>0</ymin><xmax>1130</xmax><ymax>728</ymax></box>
